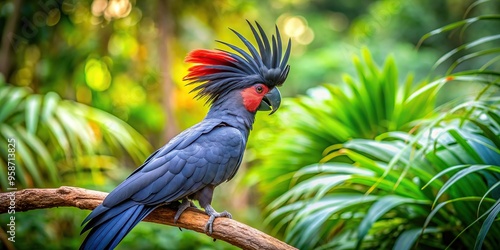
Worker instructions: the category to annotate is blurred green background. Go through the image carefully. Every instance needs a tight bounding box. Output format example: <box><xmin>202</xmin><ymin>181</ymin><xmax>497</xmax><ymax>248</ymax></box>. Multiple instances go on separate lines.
<box><xmin>1</xmin><ymin>0</ymin><xmax>499</xmax><ymax>249</ymax></box>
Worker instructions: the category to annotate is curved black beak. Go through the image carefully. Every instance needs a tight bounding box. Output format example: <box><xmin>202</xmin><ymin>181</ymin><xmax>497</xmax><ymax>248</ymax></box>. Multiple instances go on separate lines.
<box><xmin>258</xmin><ymin>87</ymin><xmax>281</xmax><ymax>115</ymax></box>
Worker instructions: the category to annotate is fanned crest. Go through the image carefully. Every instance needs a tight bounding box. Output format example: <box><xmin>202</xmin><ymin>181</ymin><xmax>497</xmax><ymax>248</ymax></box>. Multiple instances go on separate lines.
<box><xmin>184</xmin><ymin>21</ymin><xmax>291</xmax><ymax>104</ymax></box>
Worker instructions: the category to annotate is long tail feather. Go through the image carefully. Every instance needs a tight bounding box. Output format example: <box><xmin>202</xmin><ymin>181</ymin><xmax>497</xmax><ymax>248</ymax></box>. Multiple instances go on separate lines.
<box><xmin>80</xmin><ymin>204</ymin><xmax>156</xmax><ymax>250</ymax></box>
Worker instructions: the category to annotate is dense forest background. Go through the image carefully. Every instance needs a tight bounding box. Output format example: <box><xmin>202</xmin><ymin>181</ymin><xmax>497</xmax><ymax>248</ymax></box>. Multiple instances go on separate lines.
<box><xmin>1</xmin><ymin>0</ymin><xmax>499</xmax><ymax>249</ymax></box>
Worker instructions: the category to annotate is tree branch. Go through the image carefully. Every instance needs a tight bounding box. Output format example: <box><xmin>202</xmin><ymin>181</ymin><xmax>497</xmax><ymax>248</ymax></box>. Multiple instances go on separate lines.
<box><xmin>0</xmin><ymin>186</ymin><xmax>296</xmax><ymax>250</ymax></box>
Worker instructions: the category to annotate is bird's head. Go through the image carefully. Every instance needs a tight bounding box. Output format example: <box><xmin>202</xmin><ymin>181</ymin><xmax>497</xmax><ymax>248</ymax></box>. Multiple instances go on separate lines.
<box><xmin>183</xmin><ymin>21</ymin><xmax>291</xmax><ymax>115</ymax></box>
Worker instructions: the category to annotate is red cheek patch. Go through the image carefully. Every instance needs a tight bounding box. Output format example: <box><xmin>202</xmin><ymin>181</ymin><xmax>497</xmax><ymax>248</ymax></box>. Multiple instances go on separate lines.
<box><xmin>241</xmin><ymin>86</ymin><xmax>269</xmax><ymax>112</ymax></box>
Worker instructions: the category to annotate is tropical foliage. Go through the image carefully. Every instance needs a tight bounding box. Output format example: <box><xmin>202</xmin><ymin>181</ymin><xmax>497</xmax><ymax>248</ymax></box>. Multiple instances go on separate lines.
<box><xmin>255</xmin><ymin>5</ymin><xmax>500</xmax><ymax>250</ymax></box>
<box><xmin>251</xmin><ymin>48</ymin><xmax>439</xmax><ymax>205</ymax></box>
<box><xmin>1</xmin><ymin>0</ymin><xmax>499</xmax><ymax>249</ymax></box>
<box><xmin>0</xmin><ymin>80</ymin><xmax>152</xmax><ymax>189</ymax></box>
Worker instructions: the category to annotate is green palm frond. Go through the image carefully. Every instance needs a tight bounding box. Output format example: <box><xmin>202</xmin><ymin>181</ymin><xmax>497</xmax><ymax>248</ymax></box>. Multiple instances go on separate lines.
<box><xmin>251</xmin><ymin>48</ymin><xmax>439</xmax><ymax>206</ymax></box>
<box><xmin>266</xmin><ymin>100</ymin><xmax>499</xmax><ymax>249</ymax></box>
<box><xmin>0</xmin><ymin>81</ymin><xmax>152</xmax><ymax>189</ymax></box>
<box><xmin>257</xmin><ymin>2</ymin><xmax>500</xmax><ymax>248</ymax></box>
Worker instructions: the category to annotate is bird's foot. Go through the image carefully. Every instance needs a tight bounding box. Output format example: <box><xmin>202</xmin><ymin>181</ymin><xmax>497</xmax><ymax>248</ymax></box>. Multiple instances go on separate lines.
<box><xmin>204</xmin><ymin>204</ymin><xmax>232</xmax><ymax>235</ymax></box>
<box><xmin>174</xmin><ymin>198</ymin><xmax>197</xmax><ymax>223</ymax></box>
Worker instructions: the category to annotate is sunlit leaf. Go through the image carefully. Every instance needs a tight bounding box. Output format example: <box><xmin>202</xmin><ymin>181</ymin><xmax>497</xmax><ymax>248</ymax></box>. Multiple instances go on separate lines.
<box><xmin>434</xmin><ymin>34</ymin><xmax>500</xmax><ymax>70</ymax></box>
<box><xmin>417</xmin><ymin>15</ymin><xmax>500</xmax><ymax>48</ymax></box>
<box><xmin>0</xmin><ymin>84</ymin><xmax>152</xmax><ymax>189</ymax></box>
<box><xmin>433</xmin><ymin>165</ymin><xmax>499</xmax><ymax>207</ymax></box>
<box><xmin>474</xmin><ymin>199</ymin><xmax>500</xmax><ymax>250</ymax></box>
<box><xmin>25</xmin><ymin>94</ymin><xmax>41</xmax><ymax>134</ymax></box>
<box><xmin>394</xmin><ymin>227</ymin><xmax>442</xmax><ymax>250</ymax></box>
<box><xmin>0</xmin><ymin>87</ymin><xmax>28</xmax><ymax>123</ymax></box>
<box><xmin>356</xmin><ymin>195</ymin><xmax>430</xmax><ymax>248</ymax></box>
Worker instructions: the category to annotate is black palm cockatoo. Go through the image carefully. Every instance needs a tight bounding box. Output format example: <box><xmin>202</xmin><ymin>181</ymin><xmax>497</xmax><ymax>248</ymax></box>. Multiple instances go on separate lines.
<box><xmin>80</xmin><ymin>21</ymin><xmax>291</xmax><ymax>249</ymax></box>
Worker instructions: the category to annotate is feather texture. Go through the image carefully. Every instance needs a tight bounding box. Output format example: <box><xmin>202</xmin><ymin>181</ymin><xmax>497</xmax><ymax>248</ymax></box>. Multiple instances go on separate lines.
<box><xmin>81</xmin><ymin>120</ymin><xmax>246</xmax><ymax>249</ymax></box>
<box><xmin>184</xmin><ymin>21</ymin><xmax>291</xmax><ymax>104</ymax></box>
<box><xmin>80</xmin><ymin>21</ymin><xmax>291</xmax><ymax>250</ymax></box>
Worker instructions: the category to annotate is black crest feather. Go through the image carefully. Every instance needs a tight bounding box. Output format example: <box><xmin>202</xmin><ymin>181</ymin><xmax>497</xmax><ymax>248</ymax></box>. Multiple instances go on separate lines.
<box><xmin>184</xmin><ymin>21</ymin><xmax>291</xmax><ymax>104</ymax></box>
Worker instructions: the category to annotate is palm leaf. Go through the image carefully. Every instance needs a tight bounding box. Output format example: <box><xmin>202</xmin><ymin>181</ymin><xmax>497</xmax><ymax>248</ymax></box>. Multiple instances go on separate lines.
<box><xmin>0</xmin><ymin>83</ymin><xmax>152</xmax><ymax>189</ymax></box>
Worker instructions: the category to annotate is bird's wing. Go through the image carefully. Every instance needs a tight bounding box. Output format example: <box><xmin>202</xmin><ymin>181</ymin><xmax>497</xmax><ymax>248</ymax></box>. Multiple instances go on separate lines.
<box><xmin>102</xmin><ymin>120</ymin><xmax>245</xmax><ymax>207</ymax></box>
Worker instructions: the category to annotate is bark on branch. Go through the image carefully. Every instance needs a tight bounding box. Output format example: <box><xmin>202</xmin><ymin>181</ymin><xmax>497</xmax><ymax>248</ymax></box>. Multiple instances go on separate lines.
<box><xmin>0</xmin><ymin>186</ymin><xmax>296</xmax><ymax>250</ymax></box>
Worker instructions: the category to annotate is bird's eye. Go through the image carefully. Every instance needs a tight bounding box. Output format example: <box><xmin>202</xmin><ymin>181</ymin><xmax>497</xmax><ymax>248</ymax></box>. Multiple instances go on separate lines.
<box><xmin>255</xmin><ymin>85</ymin><xmax>264</xmax><ymax>93</ymax></box>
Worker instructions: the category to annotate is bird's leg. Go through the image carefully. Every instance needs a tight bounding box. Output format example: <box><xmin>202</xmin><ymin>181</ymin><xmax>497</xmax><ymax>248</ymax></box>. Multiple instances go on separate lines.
<box><xmin>174</xmin><ymin>198</ymin><xmax>197</xmax><ymax>223</ymax></box>
<box><xmin>195</xmin><ymin>185</ymin><xmax>232</xmax><ymax>234</ymax></box>
<box><xmin>203</xmin><ymin>204</ymin><xmax>232</xmax><ymax>235</ymax></box>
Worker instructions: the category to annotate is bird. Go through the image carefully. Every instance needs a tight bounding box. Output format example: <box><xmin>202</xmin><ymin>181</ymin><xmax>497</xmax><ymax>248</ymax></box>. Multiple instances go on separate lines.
<box><xmin>80</xmin><ymin>21</ymin><xmax>291</xmax><ymax>250</ymax></box>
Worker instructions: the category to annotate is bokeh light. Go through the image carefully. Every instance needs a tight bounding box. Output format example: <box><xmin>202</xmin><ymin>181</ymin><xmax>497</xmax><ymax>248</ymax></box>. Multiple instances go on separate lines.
<box><xmin>91</xmin><ymin>0</ymin><xmax>132</xmax><ymax>21</ymax></box>
<box><xmin>108</xmin><ymin>32</ymin><xmax>139</xmax><ymax>57</ymax></box>
<box><xmin>110</xmin><ymin>73</ymin><xmax>146</xmax><ymax>107</ymax></box>
<box><xmin>280</xmin><ymin>14</ymin><xmax>315</xmax><ymax>45</ymax></box>
<box><xmin>85</xmin><ymin>58</ymin><xmax>112</xmax><ymax>91</ymax></box>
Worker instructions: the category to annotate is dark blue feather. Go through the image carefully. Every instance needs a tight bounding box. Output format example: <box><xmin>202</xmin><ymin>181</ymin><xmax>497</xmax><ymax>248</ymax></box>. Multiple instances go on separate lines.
<box><xmin>81</xmin><ymin>120</ymin><xmax>246</xmax><ymax>249</ymax></box>
<box><xmin>81</xmin><ymin>204</ymin><xmax>155</xmax><ymax>250</ymax></box>
<box><xmin>81</xmin><ymin>22</ymin><xmax>289</xmax><ymax>250</ymax></box>
<box><xmin>185</xmin><ymin>22</ymin><xmax>291</xmax><ymax>105</ymax></box>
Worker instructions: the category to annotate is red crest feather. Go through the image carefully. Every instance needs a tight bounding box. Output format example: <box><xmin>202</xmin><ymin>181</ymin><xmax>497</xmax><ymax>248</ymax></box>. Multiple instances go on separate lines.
<box><xmin>184</xmin><ymin>49</ymin><xmax>236</xmax><ymax>80</ymax></box>
<box><xmin>182</xmin><ymin>21</ymin><xmax>291</xmax><ymax>104</ymax></box>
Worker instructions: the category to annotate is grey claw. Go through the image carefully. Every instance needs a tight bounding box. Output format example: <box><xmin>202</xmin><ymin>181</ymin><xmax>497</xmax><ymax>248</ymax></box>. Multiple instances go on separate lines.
<box><xmin>175</xmin><ymin>198</ymin><xmax>197</xmax><ymax>223</ymax></box>
<box><xmin>205</xmin><ymin>215</ymin><xmax>215</xmax><ymax>234</ymax></box>
<box><xmin>204</xmin><ymin>210</ymin><xmax>232</xmax><ymax>235</ymax></box>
